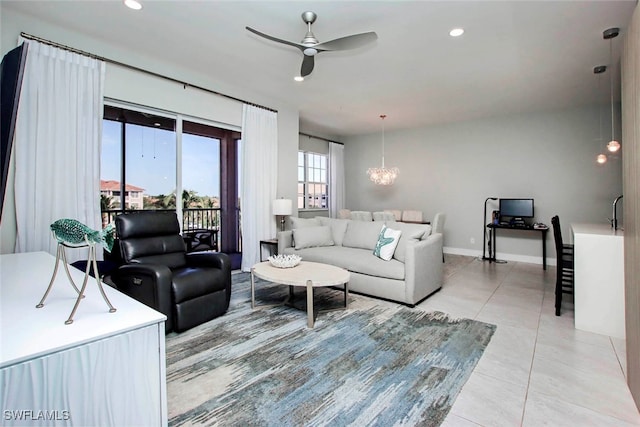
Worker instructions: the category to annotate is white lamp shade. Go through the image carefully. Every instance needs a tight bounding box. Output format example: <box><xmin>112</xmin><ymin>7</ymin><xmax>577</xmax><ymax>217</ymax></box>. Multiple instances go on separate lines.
<box><xmin>273</xmin><ymin>199</ymin><xmax>292</xmax><ymax>216</ymax></box>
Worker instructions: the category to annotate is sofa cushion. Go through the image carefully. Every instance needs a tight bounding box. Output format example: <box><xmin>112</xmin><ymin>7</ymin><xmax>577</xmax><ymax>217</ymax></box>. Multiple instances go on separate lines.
<box><xmin>386</xmin><ymin>222</ymin><xmax>432</xmax><ymax>262</ymax></box>
<box><xmin>316</xmin><ymin>217</ymin><xmax>349</xmax><ymax>246</ymax></box>
<box><xmin>342</xmin><ymin>220</ymin><xmax>383</xmax><ymax>250</ymax></box>
<box><xmin>293</xmin><ymin>226</ymin><xmax>334</xmax><ymax>249</ymax></box>
<box><xmin>373</xmin><ymin>225</ymin><xmax>402</xmax><ymax>261</ymax></box>
<box><xmin>283</xmin><ymin>246</ymin><xmax>405</xmax><ymax>280</ymax></box>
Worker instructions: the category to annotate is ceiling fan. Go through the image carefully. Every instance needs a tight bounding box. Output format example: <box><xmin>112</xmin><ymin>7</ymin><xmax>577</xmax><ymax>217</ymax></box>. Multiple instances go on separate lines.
<box><xmin>246</xmin><ymin>11</ymin><xmax>377</xmax><ymax>79</ymax></box>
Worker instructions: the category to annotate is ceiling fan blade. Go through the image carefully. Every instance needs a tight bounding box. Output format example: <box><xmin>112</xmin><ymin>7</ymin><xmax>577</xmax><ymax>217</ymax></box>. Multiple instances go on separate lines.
<box><xmin>301</xmin><ymin>55</ymin><xmax>315</xmax><ymax>77</ymax></box>
<box><xmin>246</xmin><ymin>26</ymin><xmax>304</xmax><ymax>51</ymax></box>
<box><xmin>313</xmin><ymin>32</ymin><xmax>378</xmax><ymax>52</ymax></box>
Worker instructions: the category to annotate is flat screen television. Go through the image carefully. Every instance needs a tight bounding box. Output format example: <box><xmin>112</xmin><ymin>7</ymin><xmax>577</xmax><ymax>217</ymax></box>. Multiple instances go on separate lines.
<box><xmin>499</xmin><ymin>198</ymin><xmax>534</xmax><ymax>220</ymax></box>
<box><xmin>0</xmin><ymin>43</ymin><xmax>28</xmax><ymax>220</ymax></box>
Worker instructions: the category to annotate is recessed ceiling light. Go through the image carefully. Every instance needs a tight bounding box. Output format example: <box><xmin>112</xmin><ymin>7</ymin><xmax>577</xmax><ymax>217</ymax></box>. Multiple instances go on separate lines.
<box><xmin>294</xmin><ymin>76</ymin><xmax>304</xmax><ymax>82</ymax></box>
<box><xmin>449</xmin><ymin>28</ymin><xmax>464</xmax><ymax>37</ymax></box>
<box><xmin>124</xmin><ymin>0</ymin><xmax>142</xmax><ymax>10</ymax></box>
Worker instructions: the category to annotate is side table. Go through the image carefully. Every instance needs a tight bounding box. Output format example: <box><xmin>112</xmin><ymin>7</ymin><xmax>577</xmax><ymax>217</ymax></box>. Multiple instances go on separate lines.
<box><xmin>259</xmin><ymin>238</ymin><xmax>278</xmax><ymax>261</ymax></box>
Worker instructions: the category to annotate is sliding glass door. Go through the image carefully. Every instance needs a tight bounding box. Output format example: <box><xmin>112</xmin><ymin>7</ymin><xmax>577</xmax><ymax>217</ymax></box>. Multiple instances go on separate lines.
<box><xmin>100</xmin><ymin>103</ymin><xmax>241</xmax><ymax>255</ymax></box>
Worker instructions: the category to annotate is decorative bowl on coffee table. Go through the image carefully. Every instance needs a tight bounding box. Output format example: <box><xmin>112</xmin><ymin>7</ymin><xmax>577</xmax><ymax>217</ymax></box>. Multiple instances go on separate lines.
<box><xmin>268</xmin><ymin>254</ymin><xmax>301</xmax><ymax>268</ymax></box>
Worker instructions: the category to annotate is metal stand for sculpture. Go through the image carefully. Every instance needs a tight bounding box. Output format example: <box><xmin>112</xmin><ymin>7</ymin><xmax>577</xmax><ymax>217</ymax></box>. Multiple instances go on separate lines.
<box><xmin>36</xmin><ymin>219</ymin><xmax>117</xmax><ymax>325</ymax></box>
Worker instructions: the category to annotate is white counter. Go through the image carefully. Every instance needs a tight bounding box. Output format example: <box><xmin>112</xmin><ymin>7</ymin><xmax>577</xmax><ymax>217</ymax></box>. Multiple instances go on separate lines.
<box><xmin>0</xmin><ymin>251</ymin><xmax>168</xmax><ymax>426</ymax></box>
<box><xmin>571</xmin><ymin>223</ymin><xmax>625</xmax><ymax>339</ymax></box>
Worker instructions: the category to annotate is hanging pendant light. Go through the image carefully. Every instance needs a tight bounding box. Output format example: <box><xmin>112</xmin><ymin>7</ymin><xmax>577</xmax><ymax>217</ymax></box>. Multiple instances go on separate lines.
<box><xmin>367</xmin><ymin>114</ymin><xmax>398</xmax><ymax>185</ymax></box>
<box><xmin>594</xmin><ymin>65</ymin><xmax>608</xmax><ymax>164</ymax></box>
<box><xmin>604</xmin><ymin>27</ymin><xmax>621</xmax><ymax>153</ymax></box>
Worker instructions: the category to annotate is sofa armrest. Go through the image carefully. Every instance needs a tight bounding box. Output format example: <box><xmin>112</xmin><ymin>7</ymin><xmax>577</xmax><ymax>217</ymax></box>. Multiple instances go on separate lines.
<box><xmin>111</xmin><ymin>264</ymin><xmax>173</xmax><ymax>333</ymax></box>
<box><xmin>404</xmin><ymin>233</ymin><xmax>444</xmax><ymax>304</ymax></box>
<box><xmin>277</xmin><ymin>230</ymin><xmax>293</xmax><ymax>254</ymax></box>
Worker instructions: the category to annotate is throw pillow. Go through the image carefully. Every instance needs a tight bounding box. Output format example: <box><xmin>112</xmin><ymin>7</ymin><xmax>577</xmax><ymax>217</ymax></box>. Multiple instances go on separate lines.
<box><xmin>373</xmin><ymin>225</ymin><xmax>402</xmax><ymax>261</ymax></box>
<box><xmin>293</xmin><ymin>226</ymin><xmax>335</xmax><ymax>249</ymax></box>
<box><xmin>290</xmin><ymin>217</ymin><xmax>321</xmax><ymax>229</ymax></box>
<box><xmin>342</xmin><ymin>220</ymin><xmax>383</xmax><ymax>250</ymax></box>
<box><xmin>317</xmin><ymin>217</ymin><xmax>349</xmax><ymax>246</ymax></box>
<box><xmin>388</xmin><ymin>222</ymin><xmax>431</xmax><ymax>262</ymax></box>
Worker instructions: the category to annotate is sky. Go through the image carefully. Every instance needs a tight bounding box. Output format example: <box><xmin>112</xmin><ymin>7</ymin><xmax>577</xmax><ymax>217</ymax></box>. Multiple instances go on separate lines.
<box><xmin>101</xmin><ymin>121</ymin><xmax>220</xmax><ymax>197</ymax></box>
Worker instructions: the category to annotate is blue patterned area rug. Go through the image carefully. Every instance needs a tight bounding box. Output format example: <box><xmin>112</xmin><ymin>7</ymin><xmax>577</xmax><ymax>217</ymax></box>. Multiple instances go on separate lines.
<box><xmin>166</xmin><ymin>273</ymin><xmax>495</xmax><ymax>426</ymax></box>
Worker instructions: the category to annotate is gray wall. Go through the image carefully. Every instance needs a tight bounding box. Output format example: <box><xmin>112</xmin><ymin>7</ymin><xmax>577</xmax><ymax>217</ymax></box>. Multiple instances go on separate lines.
<box><xmin>344</xmin><ymin>105</ymin><xmax>623</xmax><ymax>264</ymax></box>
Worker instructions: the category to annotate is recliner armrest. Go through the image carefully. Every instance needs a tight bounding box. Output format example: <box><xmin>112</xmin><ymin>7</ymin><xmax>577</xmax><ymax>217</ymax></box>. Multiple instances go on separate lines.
<box><xmin>185</xmin><ymin>252</ymin><xmax>232</xmax><ymax>307</ymax></box>
<box><xmin>186</xmin><ymin>252</ymin><xmax>231</xmax><ymax>273</ymax></box>
<box><xmin>111</xmin><ymin>264</ymin><xmax>173</xmax><ymax>333</ymax></box>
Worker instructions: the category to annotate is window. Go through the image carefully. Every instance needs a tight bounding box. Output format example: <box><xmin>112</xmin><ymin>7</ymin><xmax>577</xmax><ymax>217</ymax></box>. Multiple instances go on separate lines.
<box><xmin>101</xmin><ymin>105</ymin><xmax>176</xmax><ymax>211</ymax></box>
<box><xmin>298</xmin><ymin>151</ymin><xmax>328</xmax><ymax>209</ymax></box>
<box><xmin>100</xmin><ymin>103</ymin><xmax>242</xmax><ymax>253</ymax></box>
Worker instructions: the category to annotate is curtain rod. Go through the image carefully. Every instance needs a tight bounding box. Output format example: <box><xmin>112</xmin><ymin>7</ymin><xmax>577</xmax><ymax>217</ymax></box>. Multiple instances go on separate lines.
<box><xmin>300</xmin><ymin>132</ymin><xmax>343</xmax><ymax>145</ymax></box>
<box><xmin>19</xmin><ymin>32</ymin><xmax>278</xmax><ymax>114</ymax></box>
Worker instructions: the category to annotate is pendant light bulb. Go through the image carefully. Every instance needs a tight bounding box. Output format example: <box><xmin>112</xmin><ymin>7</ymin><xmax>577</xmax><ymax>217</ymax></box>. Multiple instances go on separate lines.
<box><xmin>597</xmin><ymin>154</ymin><xmax>608</xmax><ymax>164</ymax></box>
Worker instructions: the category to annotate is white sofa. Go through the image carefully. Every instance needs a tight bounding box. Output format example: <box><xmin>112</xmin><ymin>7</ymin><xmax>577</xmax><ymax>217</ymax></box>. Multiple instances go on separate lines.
<box><xmin>277</xmin><ymin>217</ymin><xmax>443</xmax><ymax>306</ymax></box>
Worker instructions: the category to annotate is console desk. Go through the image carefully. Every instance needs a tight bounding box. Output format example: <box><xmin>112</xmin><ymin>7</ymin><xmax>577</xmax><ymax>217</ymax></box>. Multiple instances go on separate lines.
<box><xmin>486</xmin><ymin>223</ymin><xmax>548</xmax><ymax>269</ymax></box>
<box><xmin>0</xmin><ymin>252</ymin><xmax>168</xmax><ymax>426</ymax></box>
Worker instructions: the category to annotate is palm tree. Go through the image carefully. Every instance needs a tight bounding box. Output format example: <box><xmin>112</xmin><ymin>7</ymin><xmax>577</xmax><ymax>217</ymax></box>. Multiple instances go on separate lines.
<box><xmin>100</xmin><ymin>194</ymin><xmax>114</xmax><ymax>211</ymax></box>
<box><xmin>182</xmin><ymin>190</ymin><xmax>201</xmax><ymax>209</ymax></box>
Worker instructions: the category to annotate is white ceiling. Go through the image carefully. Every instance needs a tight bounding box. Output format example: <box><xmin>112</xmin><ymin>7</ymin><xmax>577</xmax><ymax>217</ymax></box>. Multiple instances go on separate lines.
<box><xmin>3</xmin><ymin>0</ymin><xmax>637</xmax><ymax>138</ymax></box>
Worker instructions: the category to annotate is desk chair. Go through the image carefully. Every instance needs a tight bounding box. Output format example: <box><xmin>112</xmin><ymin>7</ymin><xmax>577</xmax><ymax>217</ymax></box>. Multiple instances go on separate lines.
<box><xmin>384</xmin><ymin>209</ymin><xmax>403</xmax><ymax>221</ymax></box>
<box><xmin>552</xmin><ymin>215</ymin><xmax>574</xmax><ymax>316</ymax></box>
<box><xmin>337</xmin><ymin>209</ymin><xmax>351</xmax><ymax>219</ymax></box>
<box><xmin>401</xmin><ymin>210</ymin><xmax>423</xmax><ymax>223</ymax></box>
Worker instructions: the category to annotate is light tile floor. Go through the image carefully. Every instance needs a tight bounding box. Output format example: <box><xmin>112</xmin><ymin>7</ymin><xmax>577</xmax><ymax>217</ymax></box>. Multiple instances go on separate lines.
<box><xmin>428</xmin><ymin>255</ymin><xmax>640</xmax><ymax>426</ymax></box>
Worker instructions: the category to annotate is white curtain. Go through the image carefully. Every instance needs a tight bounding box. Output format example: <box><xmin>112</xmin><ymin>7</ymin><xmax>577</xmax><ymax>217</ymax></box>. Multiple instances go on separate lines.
<box><xmin>13</xmin><ymin>38</ymin><xmax>105</xmax><ymax>263</ymax></box>
<box><xmin>329</xmin><ymin>142</ymin><xmax>345</xmax><ymax>218</ymax></box>
<box><xmin>240</xmin><ymin>104</ymin><xmax>278</xmax><ymax>271</ymax></box>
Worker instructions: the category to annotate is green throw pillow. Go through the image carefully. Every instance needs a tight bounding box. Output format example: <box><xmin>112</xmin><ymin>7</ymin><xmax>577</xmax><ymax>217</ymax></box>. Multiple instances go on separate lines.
<box><xmin>373</xmin><ymin>225</ymin><xmax>402</xmax><ymax>261</ymax></box>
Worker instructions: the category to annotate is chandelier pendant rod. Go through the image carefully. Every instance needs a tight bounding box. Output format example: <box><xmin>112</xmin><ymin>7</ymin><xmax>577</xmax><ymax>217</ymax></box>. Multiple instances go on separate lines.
<box><xmin>381</xmin><ymin>114</ymin><xmax>387</xmax><ymax>167</ymax></box>
<box><xmin>609</xmin><ymin>39</ymin><xmax>615</xmax><ymax>142</ymax></box>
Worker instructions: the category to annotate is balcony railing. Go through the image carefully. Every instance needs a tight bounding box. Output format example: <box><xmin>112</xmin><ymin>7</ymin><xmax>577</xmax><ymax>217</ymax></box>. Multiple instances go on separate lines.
<box><xmin>101</xmin><ymin>208</ymin><xmax>231</xmax><ymax>253</ymax></box>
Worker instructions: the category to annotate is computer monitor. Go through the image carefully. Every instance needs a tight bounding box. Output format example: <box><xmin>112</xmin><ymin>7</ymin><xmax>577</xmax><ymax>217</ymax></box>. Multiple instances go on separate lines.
<box><xmin>499</xmin><ymin>198</ymin><xmax>534</xmax><ymax>220</ymax></box>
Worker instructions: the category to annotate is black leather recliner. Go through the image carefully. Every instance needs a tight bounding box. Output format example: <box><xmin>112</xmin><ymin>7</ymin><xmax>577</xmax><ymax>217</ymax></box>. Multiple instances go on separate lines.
<box><xmin>110</xmin><ymin>211</ymin><xmax>231</xmax><ymax>333</ymax></box>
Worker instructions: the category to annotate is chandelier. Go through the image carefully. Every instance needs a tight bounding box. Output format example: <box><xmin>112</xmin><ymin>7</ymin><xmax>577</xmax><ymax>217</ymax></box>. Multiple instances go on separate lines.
<box><xmin>367</xmin><ymin>114</ymin><xmax>398</xmax><ymax>185</ymax></box>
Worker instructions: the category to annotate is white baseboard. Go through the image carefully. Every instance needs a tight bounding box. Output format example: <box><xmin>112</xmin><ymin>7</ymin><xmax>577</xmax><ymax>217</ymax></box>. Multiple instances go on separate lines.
<box><xmin>443</xmin><ymin>246</ymin><xmax>557</xmax><ymax>267</ymax></box>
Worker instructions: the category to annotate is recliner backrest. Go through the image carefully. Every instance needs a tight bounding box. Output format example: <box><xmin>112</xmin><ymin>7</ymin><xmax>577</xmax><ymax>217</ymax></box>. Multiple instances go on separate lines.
<box><xmin>116</xmin><ymin>211</ymin><xmax>186</xmax><ymax>268</ymax></box>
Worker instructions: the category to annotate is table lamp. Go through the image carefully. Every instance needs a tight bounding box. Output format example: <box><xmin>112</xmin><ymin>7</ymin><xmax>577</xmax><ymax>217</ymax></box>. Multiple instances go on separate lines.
<box><xmin>273</xmin><ymin>198</ymin><xmax>292</xmax><ymax>232</ymax></box>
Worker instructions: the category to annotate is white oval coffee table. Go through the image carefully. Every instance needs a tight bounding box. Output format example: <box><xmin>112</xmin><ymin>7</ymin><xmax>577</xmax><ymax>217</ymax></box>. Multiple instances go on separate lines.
<box><xmin>251</xmin><ymin>261</ymin><xmax>350</xmax><ymax>328</ymax></box>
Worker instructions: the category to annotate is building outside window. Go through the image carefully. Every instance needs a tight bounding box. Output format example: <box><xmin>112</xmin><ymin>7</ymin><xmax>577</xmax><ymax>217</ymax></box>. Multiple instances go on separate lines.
<box><xmin>298</xmin><ymin>151</ymin><xmax>328</xmax><ymax>210</ymax></box>
<box><xmin>100</xmin><ymin>180</ymin><xmax>143</xmax><ymax>209</ymax></box>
